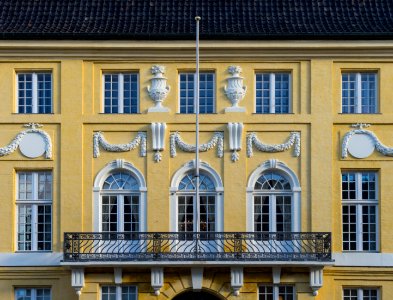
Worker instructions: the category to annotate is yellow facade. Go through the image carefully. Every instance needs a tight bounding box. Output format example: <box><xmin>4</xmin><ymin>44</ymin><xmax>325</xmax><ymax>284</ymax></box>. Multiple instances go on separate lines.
<box><xmin>0</xmin><ymin>40</ymin><xmax>393</xmax><ymax>299</ymax></box>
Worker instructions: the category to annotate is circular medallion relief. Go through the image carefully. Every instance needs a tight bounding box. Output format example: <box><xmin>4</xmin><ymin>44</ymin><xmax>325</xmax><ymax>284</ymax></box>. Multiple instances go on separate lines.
<box><xmin>347</xmin><ymin>133</ymin><xmax>375</xmax><ymax>159</ymax></box>
<box><xmin>19</xmin><ymin>133</ymin><xmax>46</xmax><ymax>158</ymax></box>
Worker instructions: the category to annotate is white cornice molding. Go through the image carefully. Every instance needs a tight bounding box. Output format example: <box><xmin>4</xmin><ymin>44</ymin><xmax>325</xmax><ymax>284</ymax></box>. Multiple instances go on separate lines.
<box><xmin>342</xmin><ymin>123</ymin><xmax>393</xmax><ymax>158</ymax></box>
<box><xmin>0</xmin><ymin>123</ymin><xmax>52</xmax><ymax>159</ymax></box>
<box><xmin>93</xmin><ymin>131</ymin><xmax>147</xmax><ymax>158</ymax></box>
<box><xmin>170</xmin><ymin>132</ymin><xmax>224</xmax><ymax>158</ymax></box>
<box><xmin>246</xmin><ymin>132</ymin><xmax>300</xmax><ymax>157</ymax></box>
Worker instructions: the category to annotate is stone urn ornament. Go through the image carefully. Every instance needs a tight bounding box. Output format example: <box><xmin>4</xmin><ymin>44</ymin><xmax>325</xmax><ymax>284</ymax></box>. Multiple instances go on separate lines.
<box><xmin>224</xmin><ymin>66</ymin><xmax>246</xmax><ymax>112</ymax></box>
<box><xmin>147</xmin><ymin>65</ymin><xmax>170</xmax><ymax>112</ymax></box>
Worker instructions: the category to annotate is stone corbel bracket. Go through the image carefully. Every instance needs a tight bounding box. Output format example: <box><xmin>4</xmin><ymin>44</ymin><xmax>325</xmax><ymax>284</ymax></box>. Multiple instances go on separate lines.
<box><xmin>246</xmin><ymin>132</ymin><xmax>301</xmax><ymax>157</ymax></box>
<box><xmin>228</xmin><ymin>122</ymin><xmax>243</xmax><ymax>162</ymax></box>
<box><xmin>0</xmin><ymin>123</ymin><xmax>52</xmax><ymax>158</ymax></box>
<box><xmin>151</xmin><ymin>267</ymin><xmax>164</xmax><ymax>296</ymax></box>
<box><xmin>231</xmin><ymin>267</ymin><xmax>243</xmax><ymax>296</ymax></box>
<box><xmin>71</xmin><ymin>268</ymin><xmax>85</xmax><ymax>296</ymax></box>
<box><xmin>170</xmin><ymin>131</ymin><xmax>224</xmax><ymax>158</ymax></box>
<box><xmin>342</xmin><ymin>123</ymin><xmax>393</xmax><ymax>158</ymax></box>
<box><xmin>93</xmin><ymin>131</ymin><xmax>147</xmax><ymax>158</ymax></box>
<box><xmin>151</xmin><ymin>122</ymin><xmax>166</xmax><ymax>162</ymax></box>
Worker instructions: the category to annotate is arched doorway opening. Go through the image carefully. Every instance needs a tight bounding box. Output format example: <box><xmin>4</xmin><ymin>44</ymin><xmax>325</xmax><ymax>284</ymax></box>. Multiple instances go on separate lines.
<box><xmin>172</xmin><ymin>290</ymin><xmax>222</xmax><ymax>300</ymax></box>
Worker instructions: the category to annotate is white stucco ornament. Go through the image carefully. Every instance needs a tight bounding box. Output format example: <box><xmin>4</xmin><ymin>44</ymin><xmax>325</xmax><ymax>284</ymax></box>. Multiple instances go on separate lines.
<box><xmin>170</xmin><ymin>132</ymin><xmax>224</xmax><ymax>158</ymax></box>
<box><xmin>19</xmin><ymin>132</ymin><xmax>47</xmax><ymax>158</ymax></box>
<box><xmin>0</xmin><ymin>123</ymin><xmax>52</xmax><ymax>159</ymax></box>
<box><xmin>147</xmin><ymin>65</ymin><xmax>170</xmax><ymax>112</ymax></box>
<box><xmin>151</xmin><ymin>122</ymin><xmax>166</xmax><ymax>162</ymax></box>
<box><xmin>93</xmin><ymin>131</ymin><xmax>147</xmax><ymax>158</ymax></box>
<box><xmin>247</xmin><ymin>132</ymin><xmax>301</xmax><ymax>157</ymax></box>
<box><xmin>342</xmin><ymin>123</ymin><xmax>393</xmax><ymax>158</ymax></box>
<box><xmin>228</xmin><ymin>122</ymin><xmax>244</xmax><ymax>162</ymax></box>
<box><xmin>224</xmin><ymin>66</ymin><xmax>247</xmax><ymax>112</ymax></box>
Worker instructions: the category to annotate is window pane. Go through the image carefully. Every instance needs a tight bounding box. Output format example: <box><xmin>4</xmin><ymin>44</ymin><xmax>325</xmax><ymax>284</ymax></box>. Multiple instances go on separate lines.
<box><xmin>17</xmin><ymin>74</ymin><xmax>33</xmax><ymax>114</ymax></box>
<box><xmin>275</xmin><ymin>73</ymin><xmax>290</xmax><ymax>113</ymax></box>
<box><xmin>123</xmin><ymin>74</ymin><xmax>138</xmax><ymax>113</ymax></box>
<box><xmin>104</xmin><ymin>74</ymin><xmax>119</xmax><ymax>113</ymax></box>
<box><xmin>101</xmin><ymin>286</ymin><xmax>117</xmax><ymax>300</ymax></box>
<box><xmin>343</xmin><ymin>288</ymin><xmax>358</xmax><ymax>300</ymax></box>
<box><xmin>102</xmin><ymin>196</ymin><xmax>118</xmax><ymax>232</ymax></box>
<box><xmin>122</xmin><ymin>286</ymin><xmax>137</xmax><ymax>300</ymax></box>
<box><xmin>17</xmin><ymin>205</ymin><xmax>32</xmax><ymax>251</ymax></box>
<box><xmin>361</xmin><ymin>73</ymin><xmax>377</xmax><ymax>113</ymax></box>
<box><xmin>255</xmin><ymin>73</ymin><xmax>271</xmax><ymax>114</ymax></box>
<box><xmin>37</xmin><ymin>73</ymin><xmax>52</xmax><ymax>113</ymax></box>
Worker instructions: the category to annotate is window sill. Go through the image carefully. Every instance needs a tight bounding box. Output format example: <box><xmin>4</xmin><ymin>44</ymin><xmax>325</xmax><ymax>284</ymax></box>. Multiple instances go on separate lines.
<box><xmin>338</xmin><ymin>113</ymin><xmax>382</xmax><ymax>115</ymax></box>
<box><xmin>12</xmin><ymin>113</ymin><xmax>55</xmax><ymax>115</ymax></box>
<box><xmin>15</xmin><ymin>250</ymin><xmax>53</xmax><ymax>253</ymax></box>
<box><xmin>99</xmin><ymin>112</ymin><xmax>141</xmax><ymax>115</ymax></box>
<box><xmin>252</xmin><ymin>113</ymin><xmax>294</xmax><ymax>115</ymax></box>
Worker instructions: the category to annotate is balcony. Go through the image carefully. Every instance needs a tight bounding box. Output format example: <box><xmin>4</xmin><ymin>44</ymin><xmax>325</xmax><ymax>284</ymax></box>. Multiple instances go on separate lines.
<box><xmin>63</xmin><ymin>232</ymin><xmax>331</xmax><ymax>263</ymax></box>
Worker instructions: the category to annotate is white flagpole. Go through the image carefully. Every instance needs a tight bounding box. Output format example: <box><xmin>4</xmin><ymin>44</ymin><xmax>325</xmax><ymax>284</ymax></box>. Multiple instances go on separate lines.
<box><xmin>195</xmin><ymin>16</ymin><xmax>201</xmax><ymax>233</ymax></box>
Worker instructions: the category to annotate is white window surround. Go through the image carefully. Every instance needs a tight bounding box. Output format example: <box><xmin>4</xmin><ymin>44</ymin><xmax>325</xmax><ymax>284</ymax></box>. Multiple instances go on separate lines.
<box><xmin>93</xmin><ymin>159</ymin><xmax>147</xmax><ymax>232</ymax></box>
<box><xmin>169</xmin><ymin>160</ymin><xmax>224</xmax><ymax>232</ymax></box>
<box><xmin>102</xmin><ymin>73</ymin><xmax>139</xmax><ymax>113</ymax></box>
<box><xmin>246</xmin><ymin>159</ymin><xmax>301</xmax><ymax>232</ymax></box>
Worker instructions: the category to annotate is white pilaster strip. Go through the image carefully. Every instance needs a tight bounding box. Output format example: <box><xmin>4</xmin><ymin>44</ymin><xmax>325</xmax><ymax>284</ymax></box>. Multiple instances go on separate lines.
<box><xmin>114</xmin><ymin>268</ymin><xmax>122</xmax><ymax>284</ymax></box>
<box><xmin>191</xmin><ymin>267</ymin><xmax>204</xmax><ymax>291</ymax></box>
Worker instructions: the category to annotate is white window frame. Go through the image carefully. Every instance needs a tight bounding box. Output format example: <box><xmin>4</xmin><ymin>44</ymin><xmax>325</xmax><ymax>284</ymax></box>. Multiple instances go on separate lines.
<box><xmin>93</xmin><ymin>160</ymin><xmax>147</xmax><ymax>232</ymax></box>
<box><xmin>258</xmin><ymin>284</ymin><xmax>295</xmax><ymax>300</ymax></box>
<box><xmin>341</xmin><ymin>72</ymin><xmax>378</xmax><ymax>114</ymax></box>
<box><xmin>16</xmin><ymin>171</ymin><xmax>52</xmax><ymax>252</ymax></box>
<box><xmin>178</xmin><ymin>72</ymin><xmax>216</xmax><ymax>113</ymax></box>
<box><xmin>102</xmin><ymin>73</ymin><xmax>139</xmax><ymax>113</ymax></box>
<box><xmin>342</xmin><ymin>287</ymin><xmax>380</xmax><ymax>300</ymax></box>
<box><xmin>342</xmin><ymin>171</ymin><xmax>379</xmax><ymax>252</ymax></box>
<box><xmin>16</xmin><ymin>72</ymin><xmax>53</xmax><ymax>114</ymax></box>
<box><xmin>254</xmin><ymin>72</ymin><xmax>292</xmax><ymax>114</ymax></box>
<box><xmin>101</xmin><ymin>285</ymin><xmax>137</xmax><ymax>300</ymax></box>
<box><xmin>253</xmin><ymin>192</ymin><xmax>293</xmax><ymax>232</ymax></box>
<box><xmin>100</xmin><ymin>191</ymin><xmax>140</xmax><ymax>232</ymax></box>
<box><xmin>170</xmin><ymin>160</ymin><xmax>224</xmax><ymax>232</ymax></box>
<box><xmin>246</xmin><ymin>160</ymin><xmax>301</xmax><ymax>232</ymax></box>
<box><xmin>15</xmin><ymin>287</ymin><xmax>52</xmax><ymax>300</ymax></box>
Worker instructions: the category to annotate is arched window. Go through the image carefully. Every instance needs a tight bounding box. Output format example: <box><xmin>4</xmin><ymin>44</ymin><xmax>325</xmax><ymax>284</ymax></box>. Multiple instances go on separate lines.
<box><xmin>170</xmin><ymin>160</ymin><xmax>224</xmax><ymax>233</ymax></box>
<box><xmin>247</xmin><ymin>160</ymin><xmax>301</xmax><ymax>233</ymax></box>
<box><xmin>177</xmin><ymin>173</ymin><xmax>216</xmax><ymax>233</ymax></box>
<box><xmin>101</xmin><ymin>172</ymin><xmax>140</xmax><ymax>232</ymax></box>
<box><xmin>93</xmin><ymin>160</ymin><xmax>147</xmax><ymax>232</ymax></box>
<box><xmin>253</xmin><ymin>172</ymin><xmax>292</xmax><ymax>233</ymax></box>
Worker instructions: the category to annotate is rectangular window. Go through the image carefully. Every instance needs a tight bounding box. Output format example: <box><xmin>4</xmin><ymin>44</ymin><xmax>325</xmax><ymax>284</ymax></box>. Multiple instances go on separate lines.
<box><xmin>15</xmin><ymin>288</ymin><xmax>51</xmax><ymax>300</ymax></box>
<box><xmin>259</xmin><ymin>285</ymin><xmax>294</xmax><ymax>300</ymax></box>
<box><xmin>17</xmin><ymin>72</ymin><xmax>52</xmax><ymax>113</ymax></box>
<box><xmin>103</xmin><ymin>73</ymin><xmax>139</xmax><ymax>113</ymax></box>
<box><xmin>255</xmin><ymin>73</ymin><xmax>290</xmax><ymax>113</ymax></box>
<box><xmin>343</xmin><ymin>288</ymin><xmax>379</xmax><ymax>300</ymax></box>
<box><xmin>101</xmin><ymin>286</ymin><xmax>137</xmax><ymax>300</ymax></box>
<box><xmin>17</xmin><ymin>171</ymin><xmax>52</xmax><ymax>251</ymax></box>
<box><xmin>342</xmin><ymin>172</ymin><xmax>378</xmax><ymax>251</ymax></box>
<box><xmin>179</xmin><ymin>72</ymin><xmax>215</xmax><ymax>113</ymax></box>
<box><xmin>342</xmin><ymin>73</ymin><xmax>377</xmax><ymax>113</ymax></box>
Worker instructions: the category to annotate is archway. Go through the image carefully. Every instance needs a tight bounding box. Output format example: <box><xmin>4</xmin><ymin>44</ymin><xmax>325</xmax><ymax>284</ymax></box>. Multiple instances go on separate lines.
<box><xmin>172</xmin><ymin>290</ymin><xmax>222</xmax><ymax>300</ymax></box>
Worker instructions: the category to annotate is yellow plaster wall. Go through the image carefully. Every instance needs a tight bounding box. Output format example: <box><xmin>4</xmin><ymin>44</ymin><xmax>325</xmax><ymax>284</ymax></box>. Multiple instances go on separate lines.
<box><xmin>0</xmin><ymin>41</ymin><xmax>393</xmax><ymax>299</ymax></box>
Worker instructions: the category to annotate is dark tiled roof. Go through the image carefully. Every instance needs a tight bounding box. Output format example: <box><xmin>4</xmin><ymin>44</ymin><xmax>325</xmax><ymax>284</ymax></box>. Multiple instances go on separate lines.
<box><xmin>0</xmin><ymin>0</ymin><xmax>393</xmax><ymax>40</ymax></box>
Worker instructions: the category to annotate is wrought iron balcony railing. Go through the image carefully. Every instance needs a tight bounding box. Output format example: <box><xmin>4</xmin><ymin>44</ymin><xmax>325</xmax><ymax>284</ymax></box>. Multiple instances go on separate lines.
<box><xmin>63</xmin><ymin>232</ymin><xmax>331</xmax><ymax>262</ymax></box>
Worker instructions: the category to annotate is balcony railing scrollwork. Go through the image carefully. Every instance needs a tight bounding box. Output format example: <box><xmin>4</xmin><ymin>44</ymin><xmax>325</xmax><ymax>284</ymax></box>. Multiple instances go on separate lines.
<box><xmin>63</xmin><ymin>232</ymin><xmax>331</xmax><ymax>262</ymax></box>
